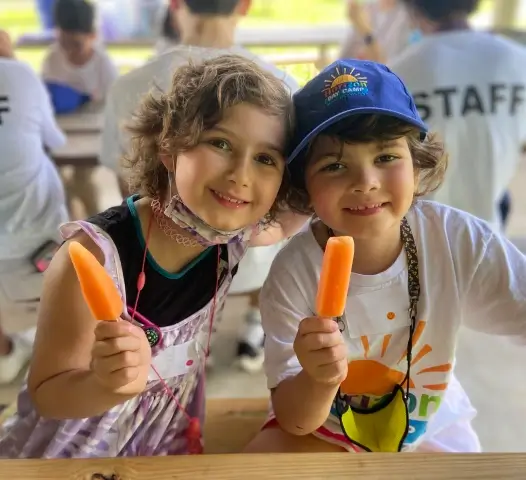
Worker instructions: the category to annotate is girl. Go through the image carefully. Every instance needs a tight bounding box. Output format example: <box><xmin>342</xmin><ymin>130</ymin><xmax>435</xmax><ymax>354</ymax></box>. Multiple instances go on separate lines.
<box><xmin>245</xmin><ymin>59</ymin><xmax>526</xmax><ymax>453</ymax></box>
<box><xmin>0</xmin><ymin>54</ymin><xmax>304</xmax><ymax>458</ymax></box>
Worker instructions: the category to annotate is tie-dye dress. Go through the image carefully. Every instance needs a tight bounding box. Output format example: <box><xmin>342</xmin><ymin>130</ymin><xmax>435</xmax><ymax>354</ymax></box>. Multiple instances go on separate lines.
<box><xmin>0</xmin><ymin>219</ymin><xmax>246</xmax><ymax>458</ymax></box>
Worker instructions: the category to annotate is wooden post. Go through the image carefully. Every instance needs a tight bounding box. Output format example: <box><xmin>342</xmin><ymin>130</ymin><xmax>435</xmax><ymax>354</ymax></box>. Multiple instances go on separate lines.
<box><xmin>493</xmin><ymin>0</ymin><xmax>521</xmax><ymax>29</ymax></box>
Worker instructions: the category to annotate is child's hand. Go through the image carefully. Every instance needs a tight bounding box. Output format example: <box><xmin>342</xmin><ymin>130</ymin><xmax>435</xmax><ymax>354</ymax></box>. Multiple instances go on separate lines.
<box><xmin>294</xmin><ymin>317</ymin><xmax>348</xmax><ymax>386</ymax></box>
<box><xmin>90</xmin><ymin>321</ymin><xmax>151</xmax><ymax>395</ymax></box>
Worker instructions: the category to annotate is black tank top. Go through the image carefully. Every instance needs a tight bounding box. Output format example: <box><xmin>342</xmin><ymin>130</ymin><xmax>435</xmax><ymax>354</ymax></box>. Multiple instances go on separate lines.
<box><xmin>87</xmin><ymin>196</ymin><xmax>235</xmax><ymax>328</ymax></box>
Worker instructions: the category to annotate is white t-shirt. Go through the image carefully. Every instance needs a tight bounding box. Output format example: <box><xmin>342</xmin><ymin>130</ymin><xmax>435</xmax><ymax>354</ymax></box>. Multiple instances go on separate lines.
<box><xmin>0</xmin><ymin>58</ymin><xmax>69</xmax><ymax>259</ymax></box>
<box><xmin>100</xmin><ymin>44</ymin><xmax>299</xmax><ymax>172</ymax></box>
<box><xmin>389</xmin><ymin>31</ymin><xmax>526</xmax><ymax>230</ymax></box>
<box><xmin>341</xmin><ymin>1</ymin><xmax>412</xmax><ymax>62</ymax></box>
<box><xmin>262</xmin><ymin>200</ymin><xmax>526</xmax><ymax>451</ymax></box>
<box><xmin>42</xmin><ymin>43</ymin><xmax>119</xmax><ymax>102</ymax></box>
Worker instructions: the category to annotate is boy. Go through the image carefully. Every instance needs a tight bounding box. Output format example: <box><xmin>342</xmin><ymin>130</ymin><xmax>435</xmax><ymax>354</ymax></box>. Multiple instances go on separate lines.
<box><xmin>42</xmin><ymin>0</ymin><xmax>118</xmax><ymax>105</ymax></box>
<box><xmin>100</xmin><ymin>0</ymin><xmax>300</xmax><ymax>373</ymax></box>
<box><xmin>390</xmin><ymin>0</ymin><xmax>526</xmax><ymax>230</ymax></box>
<box><xmin>245</xmin><ymin>58</ymin><xmax>526</xmax><ymax>454</ymax></box>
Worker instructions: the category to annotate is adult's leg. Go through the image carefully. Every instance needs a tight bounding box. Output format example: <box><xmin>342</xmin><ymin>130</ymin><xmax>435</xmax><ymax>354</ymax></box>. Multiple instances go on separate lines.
<box><xmin>244</xmin><ymin>425</ymin><xmax>347</xmax><ymax>453</ymax></box>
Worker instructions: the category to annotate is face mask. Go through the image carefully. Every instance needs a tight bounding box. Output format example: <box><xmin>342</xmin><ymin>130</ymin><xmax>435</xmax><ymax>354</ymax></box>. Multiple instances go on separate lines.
<box><xmin>163</xmin><ymin>194</ymin><xmax>257</xmax><ymax>246</ymax></box>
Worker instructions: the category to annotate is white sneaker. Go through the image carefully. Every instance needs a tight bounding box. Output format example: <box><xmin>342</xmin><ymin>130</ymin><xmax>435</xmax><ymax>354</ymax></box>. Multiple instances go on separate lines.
<box><xmin>236</xmin><ymin>309</ymin><xmax>265</xmax><ymax>374</ymax></box>
<box><xmin>0</xmin><ymin>334</ymin><xmax>32</xmax><ymax>384</ymax></box>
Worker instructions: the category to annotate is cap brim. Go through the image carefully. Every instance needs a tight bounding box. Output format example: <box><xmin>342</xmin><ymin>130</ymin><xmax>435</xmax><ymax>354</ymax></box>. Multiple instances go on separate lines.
<box><xmin>287</xmin><ymin>107</ymin><xmax>428</xmax><ymax>164</ymax></box>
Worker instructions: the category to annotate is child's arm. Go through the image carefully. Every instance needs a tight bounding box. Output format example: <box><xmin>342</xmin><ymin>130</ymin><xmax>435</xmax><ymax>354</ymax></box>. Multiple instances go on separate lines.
<box><xmin>461</xmin><ymin>228</ymin><xmax>526</xmax><ymax>341</ymax></box>
<box><xmin>261</xmin><ymin>262</ymin><xmax>347</xmax><ymax>434</ymax></box>
<box><xmin>250</xmin><ymin>210</ymin><xmax>311</xmax><ymax>247</ymax></box>
<box><xmin>27</xmin><ymin>233</ymin><xmax>149</xmax><ymax>419</ymax></box>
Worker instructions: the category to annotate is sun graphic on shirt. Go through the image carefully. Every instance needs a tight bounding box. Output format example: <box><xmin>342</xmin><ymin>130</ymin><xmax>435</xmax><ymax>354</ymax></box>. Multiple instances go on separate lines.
<box><xmin>323</xmin><ymin>67</ymin><xmax>368</xmax><ymax>92</ymax></box>
<box><xmin>340</xmin><ymin>321</ymin><xmax>452</xmax><ymax>396</ymax></box>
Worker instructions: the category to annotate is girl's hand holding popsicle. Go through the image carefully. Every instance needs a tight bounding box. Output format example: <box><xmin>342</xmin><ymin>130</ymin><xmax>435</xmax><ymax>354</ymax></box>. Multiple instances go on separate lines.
<box><xmin>294</xmin><ymin>236</ymin><xmax>355</xmax><ymax>386</ymax></box>
<box><xmin>90</xmin><ymin>321</ymin><xmax>151</xmax><ymax>393</ymax></box>
<box><xmin>69</xmin><ymin>241</ymin><xmax>151</xmax><ymax>395</ymax></box>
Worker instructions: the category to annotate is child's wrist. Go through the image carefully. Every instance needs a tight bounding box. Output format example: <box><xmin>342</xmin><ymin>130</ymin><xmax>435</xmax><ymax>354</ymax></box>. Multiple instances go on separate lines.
<box><xmin>301</xmin><ymin>369</ymin><xmax>342</xmax><ymax>392</ymax></box>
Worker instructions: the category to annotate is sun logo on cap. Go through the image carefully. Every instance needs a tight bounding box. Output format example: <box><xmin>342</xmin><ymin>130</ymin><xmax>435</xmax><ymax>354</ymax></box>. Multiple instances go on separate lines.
<box><xmin>323</xmin><ymin>67</ymin><xmax>369</xmax><ymax>104</ymax></box>
<box><xmin>340</xmin><ymin>321</ymin><xmax>452</xmax><ymax>396</ymax></box>
<box><xmin>324</xmin><ymin>67</ymin><xmax>367</xmax><ymax>91</ymax></box>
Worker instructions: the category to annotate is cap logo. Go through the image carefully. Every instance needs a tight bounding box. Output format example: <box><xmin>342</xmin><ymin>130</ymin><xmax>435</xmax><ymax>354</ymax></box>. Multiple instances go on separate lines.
<box><xmin>323</xmin><ymin>66</ymin><xmax>368</xmax><ymax>105</ymax></box>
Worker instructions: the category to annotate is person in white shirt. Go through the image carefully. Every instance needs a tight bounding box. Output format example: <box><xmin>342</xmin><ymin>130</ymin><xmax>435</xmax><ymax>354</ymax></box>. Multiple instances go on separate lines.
<box><xmin>244</xmin><ymin>59</ymin><xmax>526</xmax><ymax>453</ymax></box>
<box><xmin>42</xmin><ymin>0</ymin><xmax>119</xmax><ymax>105</ymax></box>
<box><xmin>0</xmin><ymin>31</ymin><xmax>68</xmax><ymax>384</ymax></box>
<box><xmin>388</xmin><ymin>0</ymin><xmax>526</xmax><ymax>231</ymax></box>
<box><xmin>340</xmin><ymin>0</ymin><xmax>414</xmax><ymax>63</ymax></box>
<box><xmin>101</xmin><ymin>0</ymin><xmax>300</xmax><ymax>372</ymax></box>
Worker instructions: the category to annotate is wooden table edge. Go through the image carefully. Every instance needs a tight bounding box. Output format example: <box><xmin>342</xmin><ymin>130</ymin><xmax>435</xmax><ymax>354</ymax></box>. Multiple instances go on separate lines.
<box><xmin>0</xmin><ymin>453</ymin><xmax>525</xmax><ymax>479</ymax></box>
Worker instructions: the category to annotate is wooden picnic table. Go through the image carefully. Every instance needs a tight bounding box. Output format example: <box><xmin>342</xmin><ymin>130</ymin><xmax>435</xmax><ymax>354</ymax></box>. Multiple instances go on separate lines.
<box><xmin>56</xmin><ymin>103</ymin><xmax>104</xmax><ymax>134</ymax></box>
<box><xmin>1</xmin><ymin>453</ymin><xmax>525</xmax><ymax>479</ymax></box>
<box><xmin>50</xmin><ymin>132</ymin><xmax>100</xmax><ymax>167</ymax></box>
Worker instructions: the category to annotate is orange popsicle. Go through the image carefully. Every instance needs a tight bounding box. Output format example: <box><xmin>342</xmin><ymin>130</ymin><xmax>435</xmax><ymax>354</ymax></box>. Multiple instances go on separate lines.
<box><xmin>68</xmin><ymin>241</ymin><xmax>123</xmax><ymax>321</ymax></box>
<box><xmin>316</xmin><ymin>236</ymin><xmax>354</xmax><ymax>317</ymax></box>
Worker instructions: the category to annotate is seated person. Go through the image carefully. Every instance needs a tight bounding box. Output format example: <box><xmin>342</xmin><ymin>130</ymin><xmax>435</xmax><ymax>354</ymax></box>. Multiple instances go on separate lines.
<box><xmin>42</xmin><ymin>0</ymin><xmax>119</xmax><ymax>112</ymax></box>
<box><xmin>0</xmin><ymin>30</ymin><xmax>68</xmax><ymax>384</ymax></box>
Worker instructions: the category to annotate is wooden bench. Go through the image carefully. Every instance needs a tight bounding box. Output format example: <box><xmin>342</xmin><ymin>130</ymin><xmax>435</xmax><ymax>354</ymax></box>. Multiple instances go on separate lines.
<box><xmin>0</xmin><ymin>397</ymin><xmax>268</xmax><ymax>454</ymax></box>
<box><xmin>204</xmin><ymin>397</ymin><xmax>268</xmax><ymax>453</ymax></box>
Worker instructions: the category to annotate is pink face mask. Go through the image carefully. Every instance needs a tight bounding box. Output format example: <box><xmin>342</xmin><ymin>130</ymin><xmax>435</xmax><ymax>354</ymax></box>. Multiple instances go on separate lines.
<box><xmin>163</xmin><ymin>193</ymin><xmax>257</xmax><ymax>246</ymax></box>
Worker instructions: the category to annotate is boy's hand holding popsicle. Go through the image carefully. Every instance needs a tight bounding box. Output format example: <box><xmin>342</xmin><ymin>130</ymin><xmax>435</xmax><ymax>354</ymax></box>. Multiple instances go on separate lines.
<box><xmin>69</xmin><ymin>242</ymin><xmax>151</xmax><ymax>395</ymax></box>
<box><xmin>294</xmin><ymin>236</ymin><xmax>354</xmax><ymax>386</ymax></box>
<box><xmin>294</xmin><ymin>317</ymin><xmax>348</xmax><ymax>386</ymax></box>
<box><xmin>271</xmin><ymin>236</ymin><xmax>354</xmax><ymax>435</ymax></box>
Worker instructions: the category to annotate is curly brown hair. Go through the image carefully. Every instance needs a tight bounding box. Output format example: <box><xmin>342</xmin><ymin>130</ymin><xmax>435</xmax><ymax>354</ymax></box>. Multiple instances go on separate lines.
<box><xmin>286</xmin><ymin>114</ymin><xmax>448</xmax><ymax>215</ymax></box>
<box><xmin>124</xmin><ymin>54</ymin><xmax>294</xmax><ymax>223</ymax></box>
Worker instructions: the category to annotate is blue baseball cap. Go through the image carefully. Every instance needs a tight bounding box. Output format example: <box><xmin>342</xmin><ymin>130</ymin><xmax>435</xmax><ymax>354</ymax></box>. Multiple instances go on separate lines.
<box><xmin>287</xmin><ymin>59</ymin><xmax>428</xmax><ymax>165</ymax></box>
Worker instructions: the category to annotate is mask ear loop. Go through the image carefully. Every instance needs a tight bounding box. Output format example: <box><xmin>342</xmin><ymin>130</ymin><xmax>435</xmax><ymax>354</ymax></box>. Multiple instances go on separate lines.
<box><xmin>167</xmin><ymin>156</ymin><xmax>176</xmax><ymax>204</ymax></box>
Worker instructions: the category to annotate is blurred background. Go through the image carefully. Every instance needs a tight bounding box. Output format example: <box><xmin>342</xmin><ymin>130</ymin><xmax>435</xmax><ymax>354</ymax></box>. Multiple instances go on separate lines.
<box><xmin>0</xmin><ymin>0</ymin><xmax>501</xmax><ymax>84</ymax></box>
